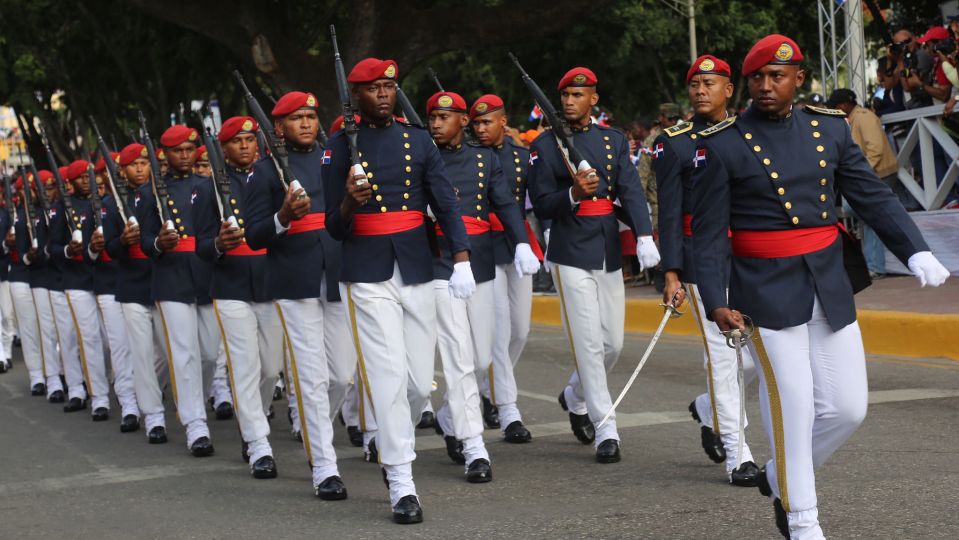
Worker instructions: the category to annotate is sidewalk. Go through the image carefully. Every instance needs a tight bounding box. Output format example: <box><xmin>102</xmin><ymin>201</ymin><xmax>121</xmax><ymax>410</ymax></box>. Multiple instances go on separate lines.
<box><xmin>531</xmin><ymin>275</ymin><xmax>959</xmax><ymax>360</ymax></box>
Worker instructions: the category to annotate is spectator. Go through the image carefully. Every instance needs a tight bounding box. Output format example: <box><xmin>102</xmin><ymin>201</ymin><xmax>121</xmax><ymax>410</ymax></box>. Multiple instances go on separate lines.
<box><xmin>912</xmin><ymin>26</ymin><xmax>954</xmax><ymax>104</ymax></box>
<box><xmin>827</xmin><ymin>88</ymin><xmax>900</xmax><ymax>276</ymax></box>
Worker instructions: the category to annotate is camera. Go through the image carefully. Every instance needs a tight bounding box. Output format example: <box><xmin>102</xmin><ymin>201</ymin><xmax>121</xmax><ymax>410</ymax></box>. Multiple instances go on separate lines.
<box><xmin>934</xmin><ymin>38</ymin><xmax>956</xmax><ymax>55</ymax></box>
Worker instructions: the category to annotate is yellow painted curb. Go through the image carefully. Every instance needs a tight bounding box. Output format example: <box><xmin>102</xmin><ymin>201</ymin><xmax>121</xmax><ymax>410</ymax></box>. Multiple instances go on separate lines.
<box><xmin>531</xmin><ymin>296</ymin><xmax>959</xmax><ymax>361</ymax></box>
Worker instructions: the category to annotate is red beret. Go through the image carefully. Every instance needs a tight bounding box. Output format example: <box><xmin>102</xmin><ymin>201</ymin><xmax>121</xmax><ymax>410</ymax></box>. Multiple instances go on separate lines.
<box><xmin>741</xmin><ymin>34</ymin><xmax>804</xmax><ymax>76</ymax></box>
<box><xmin>558</xmin><ymin>67</ymin><xmax>598</xmax><ymax>91</ymax></box>
<box><xmin>426</xmin><ymin>91</ymin><xmax>468</xmax><ymax>115</ymax></box>
<box><xmin>14</xmin><ymin>174</ymin><xmax>34</xmax><ymax>191</ymax></box>
<box><xmin>687</xmin><ymin>54</ymin><xmax>732</xmax><ymax>84</ymax></box>
<box><xmin>66</xmin><ymin>160</ymin><xmax>90</xmax><ymax>181</ymax></box>
<box><xmin>57</xmin><ymin>166</ymin><xmax>68</xmax><ymax>183</ymax></box>
<box><xmin>347</xmin><ymin>58</ymin><xmax>398</xmax><ymax>84</ymax></box>
<box><xmin>329</xmin><ymin>114</ymin><xmax>361</xmax><ymax>135</ymax></box>
<box><xmin>193</xmin><ymin>145</ymin><xmax>209</xmax><ymax>162</ymax></box>
<box><xmin>159</xmin><ymin>124</ymin><xmax>199</xmax><ymax>148</ymax></box>
<box><xmin>271</xmin><ymin>91</ymin><xmax>318</xmax><ymax>117</ymax></box>
<box><xmin>119</xmin><ymin>143</ymin><xmax>148</xmax><ymax>167</ymax></box>
<box><xmin>156</xmin><ymin>148</ymin><xmax>166</xmax><ymax>161</ymax></box>
<box><xmin>470</xmin><ymin>94</ymin><xmax>505</xmax><ymax>120</ymax></box>
<box><xmin>218</xmin><ymin>116</ymin><xmax>258</xmax><ymax>142</ymax></box>
<box><xmin>917</xmin><ymin>26</ymin><xmax>950</xmax><ymax>43</ymax></box>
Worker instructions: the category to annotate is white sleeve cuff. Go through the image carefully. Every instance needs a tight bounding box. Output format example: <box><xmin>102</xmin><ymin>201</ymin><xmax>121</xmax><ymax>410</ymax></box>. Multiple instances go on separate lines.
<box><xmin>63</xmin><ymin>246</ymin><xmax>71</xmax><ymax>259</ymax></box>
<box><xmin>274</xmin><ymin>212</ymin><xmax>290</xmax><ymax>234</ymax></box>
<box><xmin>568</xmin><ymin>187</ymin><xmax>580</xmax><ymax>208</ymax></box>
<box><xmin>88</xmin><ymin>246</ymin><xmax>99</xmax><ymax>260</ymax></box>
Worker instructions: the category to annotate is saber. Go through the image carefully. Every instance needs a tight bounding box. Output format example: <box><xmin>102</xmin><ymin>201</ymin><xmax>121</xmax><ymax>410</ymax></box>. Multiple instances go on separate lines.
<box><xmin>597</xmin><ymin>290</ymin><xmax>686</xmax><ymax>428</ymax></box>
<box><xmin>722</xmin><ymin>315</ymin><xmax>754</xmax><ymax>473</ymax></box>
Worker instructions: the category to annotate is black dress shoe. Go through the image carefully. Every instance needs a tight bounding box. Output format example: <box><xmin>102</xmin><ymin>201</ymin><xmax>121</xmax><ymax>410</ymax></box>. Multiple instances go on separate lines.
<box><xmin>292</xmin><ymin>429</ymin><xmax>303</xmax><ymax>442</ymax></box>
<box><xmin>214</xmin><ymin>402</ymin><xmax>234</xmax><ymax>420</ymax></box>
<box><xmin>503</xmin><ymin>420</ymin><xmax>532</xmax><ymax>444</ymax></box>
<box><xmin>757</xmin><ymin>465</ymin><xmax>772</xmax><ymax>497</ymax></box>
<box><xmin>287</xmin><ymin>407</ymin><xmax>294</xmax><ymax>425</ymax></box>
<box><xmin>481</xmin><ymin>395</ymin><xmax>500</xmax><ymax>429</ymax></box>
<box><xmin>772</xmin><ymin>498</ymin><xmax>789</xmax><ymax>538</ymax></box>
<box><xmin>242</xmin><ymin>441</ymin><xmax>250</xmax><ymax>463</ymax></box>
<box><xmin>444</xmin><ymin>436</ymin><xmax>465</xmax><ymax>465</ymax></box>
<box><xmin>416</xmin><ymin>410</ymin><xmax>436</xmax><ymax>429</ymax></box>
<box><xmin>13</xmin><ymin>336</ymin><xmax>20</xmax><ymax>348</ymax></box>
<box><xmin>63</xmin><ymin>397</ymin><xmax>87</xmax><ymax>412</ymax></box>
<box><xmin>465</xmin><ymin>458</ymin><xmax>493</xmax><ymax>483</ymax></box>
<box><xmin>392</xmin><ymin>495</ymin><xmax>423</xmax><ymax>524</ymax></box>
<box><xmin>0</xmin><ymin>362</ymin><xmax>6</xmax><ymax>373</ymax></box>
<box><xmin>48</xmin><ymin>389</ymin><xmax>65</xmax><ymax>403</ymax></box>
<box><xmin>190</xmin><ymin>436</ymin><xmax>215</xmax><ymax>457</ymax></box>
<box><xmin>347</xmin><ymin>426</ymin><xmax>363</xmax><ymax>447</ymax></box>
<box><xmin>689</xmin><ymin>401</ymin><xmax>726</xmax><ymax>463</ymax></box>
<box><xmin>558</xmin><ymin>391</ymin><xmax>594</xmax><ymax>445</ymax></box>
<box><xmin>313</xmin><ymin>475</ymin><xmax>347</xmax><ymax>500</ymax></box>
<box><xmin>595</xmin><ymin>439</ymin><xmax>621</xmax><ymax>464</ymax></box>
<box><xmin>31</xmin><ymin>382</ymin><xmax>47</xmax><ymax>396</ymax></box>
<box><xmin>149</xmin><ymin>426</ymin><xmax>168</xmax><ymax>444</ymax></box>
<box><xmin>272</xmin><ymin>386</ymin><xmax>282</xmax><ymax>401</ymax></box>
<box><xmin>120</xmin><ymin>414</ymin><xmax>140</xmax><ymax>433</ymax></box>
<box><xmin>730</xmin><ymin>460</ymin><xmax>760</xmax><ymax>487</ymax></box>
<box><xmin>92</xmin><ymin>407</ymin><xmax>109</xmax><ymax>422</ymax></box>
<box><xmin>251</xmin><ymin>456</ymin><xmax>277</xmax><ymax>479</ymax></box>
<box><xmin>365</xmin><ymin>437</ymin><xmax>378</xmax><ymax>463</ymax></box>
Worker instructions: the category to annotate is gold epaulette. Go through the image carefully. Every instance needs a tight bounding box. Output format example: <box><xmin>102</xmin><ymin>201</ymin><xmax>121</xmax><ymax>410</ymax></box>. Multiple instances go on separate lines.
<box><xmin>804</xmin><ymin>105</ymin><xmax>846</xmax><ymax>117</ymax></box>
<box><xmin>697</xmin><ymin>116</ymin><xmax>736</xmax><ymax>137</ymax></box>
<box><xmin>664</xmin><ymin>122</ymin><xmax>693</xmax><ymax>138</ymax></box>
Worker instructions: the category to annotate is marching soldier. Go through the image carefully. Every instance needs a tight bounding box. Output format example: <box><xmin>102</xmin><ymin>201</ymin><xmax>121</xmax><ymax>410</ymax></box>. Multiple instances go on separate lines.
<box><xmin>691</xmin><ymin>34</ymin><xmax>949</xmax><ymax>538</ymax></box>
<box><xmin>193</xmin><ymin>145</ymin><xmax>212</xmax><ymax>178</ymax></box>
<box><xmin>196</xmin><ymin>115</ymin><xmax>283</xmax><ymax>479</ymax></box>
<box><xmin>49</xmin><ymin>160</ymin><xmax>112</xmax><ymax>421</ymax></box>
<box><xmin>136</xmin><ymin>125</ymin><xmax>218</xmax><ymax>456</ymax></box>
<box><xmin>322</xmin><ymin>58</ymin><xmax>473</xmax><ymax>524</ymax></box>
<box><xmin>654</xmin><ymin>55</ymin><xmax>759</xmax><ymax>485</ymax></box>
<box><xmin>528</xmin><ymin>67</ymin><xmax>660</xmax><ymax>463</ymax></box>
<box><xmin>470</xmin><ymin>93</ymin><xmax>541</xmax><ymax>443</ymax></box>
<box><xmin>244</xmin><ymin>92</ymin><xmax>354</xmax><ymax>499</ymax></box>
<box><xmin>106</xmin><ymin>143</ymin><xmax>169</xmax><ymax>443</ymax></box>
<box><xmin>0</xmin><ymin>187</ymin><xmax>14</xmax><ymax>370</ymax></box>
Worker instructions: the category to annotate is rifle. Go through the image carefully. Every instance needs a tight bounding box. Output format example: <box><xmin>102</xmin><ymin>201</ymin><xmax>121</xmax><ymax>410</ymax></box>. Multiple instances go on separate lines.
<box><xmin>87</xmin><ymin>162</ymin><xmax>104</xmax><ymax>233</ymax></box>
<box><xmin>90</xmin><ymin>116</ymin><xmax>135</xmax><ymax>225</ymax></box>
<box><xmin>396</xmin><ymin>85</ymin><xmax>424</xmax><ymax>128</ymax></box>
<box><xmin>2</xmin><ymin>171</ymin><xmax>16</xmax><ymax>236</ymax></box>
<box><xmin>136</xmin><ymin>110</ymin><xmax>176</xmax><ymax>231</ymax></box>
<box><xmin>18</xmin><ymin>145</ymin><xmax>51</xmax><ymax>225</ymax></box>
<box><xmin>330</xmin><ymin>25</ymin><xmax>366</xmax><ymax>184</ymax></box>
<box><xmin>194</xmin><ymin>112</ymin><xmax>238</xmax><ymax>228</ymax></box>
<box><xmin>14</xmin><ymin>166</ymin><xmax>38</xmax><ymax>249</ymax></box>
<box><xmin>428</xmin><ymin>67</ymin><xmax>444</xmax><ymax>91</ymax></box>
<box><xmin>37</xmin><ymin>125</ymin><xmax>82</xmax><ymax>241</ymax></box>
<box><xmin>232</xmin><ymin>70</ymin><xmax>301</xmax><ymax>194</ymax></box>
<box><xmin>508</xmin><ymin>53</ymin><xmax>597</xmax><ymax>179</ymax></box>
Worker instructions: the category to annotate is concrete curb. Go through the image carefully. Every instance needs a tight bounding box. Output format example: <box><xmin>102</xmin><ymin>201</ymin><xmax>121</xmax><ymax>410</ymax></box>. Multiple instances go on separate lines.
<box><xmin>531</xmin><ymin>296</ymin><xmax>959</xmax><ymax>361</ymax></box>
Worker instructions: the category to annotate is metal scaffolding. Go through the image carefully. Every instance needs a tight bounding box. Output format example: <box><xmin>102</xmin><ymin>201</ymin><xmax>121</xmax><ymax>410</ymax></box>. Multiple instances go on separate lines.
<box><xmin>818</xmin><ymin>0</ymin><xmax>869</xmax><ymax>103</ymax></box>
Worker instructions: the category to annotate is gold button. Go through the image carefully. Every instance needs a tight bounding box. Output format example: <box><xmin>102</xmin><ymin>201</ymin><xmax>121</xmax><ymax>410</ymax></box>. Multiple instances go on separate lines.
<box><xmin>771</xmin><ymin>172</ymin><xmax>779</xmax><ymax>179</ymax></box>
<box><xmin>819</xmin><ymin>160</ymin><xmax>827</xmax><ymax>168</ymax></box>
<box><xmin>516</xmin><ymin>178</ymin><xmax>522</xmax><ymax>183</ymax></box>
<box><xmin>604</xmin><ymin>145</ymin><xmax>611</xmax><ymax>151</ymax></box>
<box><xmin>603</xmin><ymin>136</ymin><xmax>610</xmax><ymax>141</ymax></box>
<box><xmin>792</xmin><ymin>216</ymin><xmax>799</xmax><ymax>224</ymax></box>
<box><xmin>690</xmin><ymin>134</ymin><xmax>698</xmax><ymax>140</ymax></box>
<box><xmin>592</xmin><ymin>196</ymin><xmax>598</xmax><ymax>201</ymax></box>
<box><xmin>820</xmin><ymin>194</ymin><xmax>827</xmax><ymax>202</ymax></box>
<box><xmin>372</xmin><ymin>184</ymin><xmax>379</xmax><ymax>190</ymax></box>
<box><xmin>362</xmin><ymin>161</ymin><xmax>369</xmax><ymax>168</ymax></box>
<box><xmin>821</xmin><ymin>211</ymin><xmax>828</xmax><ymax>219</ymax></box>
<box><xmin>403</xmin><ymin>133</ymin><xmax>409</xmax><ymax>138</ymax></box>
<box><xmin>606</xmin><ymin>165</ymin><xmax>613</xmax><ymax>171</ymax></box>
<box><xmin>404</xmin><ymin>155</ymin><xmax>411</xmax><ymax>161</ymax></box>
<box><xmin>515</xmin><ymin>188</ymin><xmax>521</xmax><ymax>193</ymax></box>
<box><xmin>178</xmin><ymin>226</ymin><xmax>185</xmax><ymax>232</ymax></box>
<box><xmin>238</xmin><ymin>218</ymin><xmax>244</xmax><ymax>225</ymax></box>
<box><xmin>606</xmin><ymin>195</ymin><xmax>612</xmax><ymax>200</ymax></box>
<box><xmin>476</xmin><ymin>154</ymin><xmax>482</xmax><ymax>158</ymax></box>
<box><xmin>784</xmin><ymin>202</ymin><xmax>792</xmax><ymax>210</ymax></box>
<box><xmin>811</xmin><ymin>120</ymin><xmax>819</xmax><ymax>127</ymax></box>
<box><xmin>515</xmin><ymin>196</ymin><xmax>520</xmax><ymax>202</ymax></box>
<box><xmin>744</xmin><ymin>133</ymin><xmax>753</xmax><ymax>140</ymax></box>
<box><xmin>477</xmin><ymin>194</ymin><xmax>483</xmax><ymax>200</ymax></box>
<box><xmin>405</xmin><ymin>179</ymin><xmax>411</xmax><ymax>186</ymax></box>
<box><xmin>606</xmin><ymin>154</ymin><xmax>613</xmax><ymax>160</ymax></box>
<box><xmin>753</xmin><ymin>145</ymin><xmax>761</xmax><ymax>152</ymax></box>
<box><xmin>777</xmin><ymin>187</ymin><xmax>785</xmax><ymax>195</ymax></box>
<box><xmin>813</xmin><ymin>131</ymin><xmax>821</xmax><ymax>138</ymax></box>
<box><xmin>403</xmin><ymin>193</ymin><xmax>410</xmax><ymax>199</ymax></box>
<box><xmin>402</xmin><ymin>205</ymin><xmax>408</xmax><ymax>211</ymax></box>
<box><xmin>175</xmin><ymin>218</ymin><xmax>182</xmax><ymax>224</ymax></box>
<box><xmin>476</xmin><ymin>205</ymin><xmax>482</xmax><ymax>211</ymax></box>
<box><xmin>478</xmin><ymin>172</ymin><xmax>485</xmax><ymax>178</ymax></box>
<box><xmin>375</xmin><ymin>195</ymin><xmax>382</xmax><ymax>202</ymax></box>
<box><xmin>514</xmin><ymin>158</ymin><xmax>520</xmax><ymax>163</ymax></box>
<box><xmin>405</xmin><ymin>166</ymin><xmax>412</xmax><ymax>173</ymax></box>
<box><xmin>380</xmin><ymin>206</ymin><xmax>387</xmax><ymax>213</ymax></box>
<box><xmin>816</xmin><ymin>145</ymin><xmax>824</xmax><ymax>152</ymax></box>
<box><xmin>172</xmin><ymin>208</ymin><xmax>178</xmax><ymax>214</ymax></box>
<box><xmin>181</xmin><ymin>233</ymin><xmax>189</xmax><ymax>238</ymax></box>
<box><xmin>477</xmin><ymin>162</ymin><xmax>484</xmax><ymax>168</ymax></box>
<box><xmin>168</xmin><ymin>200</ymin><xmax>174</xmax><ymax>206</ymax></box>
<box><xmin>820</xmin><ymin>178</ymin><xmax>828</xmax><ymax>186</ymax></box>
<box><xmin>230</xmin><ymin>198</ymin><xmax>236</xmax><ymax>204</ymax></box>
<box><xmin>367</xmin><ymin>171</ymin><xmax>374</xmax><ymax>178</ymax></box>
<box><xmin>763</xmin><ymin>158</ymin><xmax>771</xmax><ymax>165</ymax></box>
<box><xmin>404</xmin><ymin>143</ymin><xmax>410</xmax><ymax>149</ymax></box>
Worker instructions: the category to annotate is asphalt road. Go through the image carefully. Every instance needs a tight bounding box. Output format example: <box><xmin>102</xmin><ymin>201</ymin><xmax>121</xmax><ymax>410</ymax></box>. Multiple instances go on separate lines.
<box><xmin>1</xmin><ymin>326</ymin><xmax>957</xmax><ymax>539</ymax></box>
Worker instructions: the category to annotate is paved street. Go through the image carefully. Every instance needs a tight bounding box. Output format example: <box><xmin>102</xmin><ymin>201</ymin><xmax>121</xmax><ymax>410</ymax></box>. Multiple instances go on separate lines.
<box><xmin>1</xmin><ymin>325</ymin><xmax>957</xmax><ymax>539</ymax></box>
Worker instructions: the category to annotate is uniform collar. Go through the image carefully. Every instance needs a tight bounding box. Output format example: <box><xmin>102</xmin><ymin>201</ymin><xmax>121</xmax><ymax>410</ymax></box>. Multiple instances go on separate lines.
<box><xmin>362</xmin><ymin>117</ymin><xmax>395</xmax><ymax>129</ymax></box>
<box><xmin>747</xmin><ymin>104</ymin><xmax>793</xmax><ymax>123</ymax></box>
<box><xmin>287</xmin><ymin>141</ymin><xmax>318</xmax><ymax>153</ymax></box>
<box><xmin>570</xmin><ymin>123</ymin><xmax>592</xmax><ymax>133</ymax></box>
<box><xmin>169</xmin><ymin>172</ymin><xmax>192</xmax><ymax>181</ymax></box>
<box><xmin>440</xmin><ymin>142</ymin><xmax>464</xmax><ymax>152</ymax></box>
<box><xmin>228</xmin><ymin>164</ymin><xmax>252</xmax><ymax>174</ymax></box>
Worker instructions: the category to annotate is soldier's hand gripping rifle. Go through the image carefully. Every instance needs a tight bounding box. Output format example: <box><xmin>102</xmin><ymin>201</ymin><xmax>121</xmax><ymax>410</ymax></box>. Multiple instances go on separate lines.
<box><xmin>37</xmin><ymin>126</ymin><xmax>83</xmax><ymax>243</ymax></box>
<box><xmin>508</xmin><ymin>53</ymin><xmax>597</xmax><ymax>180</ymax></box>
<box><xmin>232</xmin><ymin>70</ymin><xmax>303</xmax><ymax>196</ymax></box>
<box><xmin>90</xmin><ymin>117</ymin><xmax>136</xmax><ymax>226</ymax></box>
<box><xmin>193</xmin><ymin>112</ymin><xmax>238</xmax><ymax>228</ymax></box>
<box><xmin>330</xmin><ymin>25</ymin><xmax>367</xmax><ymax>185</ymax></box>
<box><xmin>136</xmin><ymin>110</ymin><xmax>176</xmax><ymax>232</ymax></box>
<box><xmin>13</xmin><ymin>166</ymin><xmax>37</xmax><ymax>249</ymax></box>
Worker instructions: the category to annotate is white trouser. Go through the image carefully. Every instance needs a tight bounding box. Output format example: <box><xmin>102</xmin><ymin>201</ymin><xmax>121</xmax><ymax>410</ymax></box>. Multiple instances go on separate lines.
<box><xmin>50</xmin><ymin>290</ymin><xmax>86</xmax><ymax>401</ymax></box>
<box><xmin>554</xmin><ymin>264</ymin><xmax>625</xmax><ymax>445</ymax></box>
<box><xmin>434</xmin><ymin>278</ymin><xmax>493</xmax><ymax>463</ymax></box>
<box><xmin>65</xmin><ymin>290</ymin><xmax>110</xmax><ymax>410</ymax></box>
<box><xmin>751</xmin><ymin>296</ymin><xmax>867</xmax><ymax>540</ymax></box>
<box><xmin>10</xmin><ymin>282</ymin><xmax>47</xmax><ymax>386</ymax></box>
<box><xmin>688</xmin><ymin>284</ymin><xmax>756</xmax><ymax>471</ymax></box>
<box><xmin>213</xmin><ymin>299</ymin><xmax>283</xmax><ymax>446</ymax></box>
<box><xmin>340</xmin><ymin>373</ymin><xmax>360</xmax><ymax>427</ymax></box>
<box><xmin>283</xmin><ymin>340</ymin><xmax>301</xmax><ymax>435</ymax></box>
<box><xmin>342</xmin><ymin>263</ymin><xmax>435</xmax><ymax>505</ymax></box>
<box><xmin>276</xmin><ymin>279</ymin><xmax>354</xmax><ymax>482</ymax></box>
<box><xmin>0</xmin><ymin>280</ymin><xmax>16</xmax><ymax>360</ymax></box>
<box><xmin>482</xmin><ymin>264</ymin><xmax>533</xmax><ymax>428</ymax></box>
<box><xmin>122</xmin><ymin>302</ymin><xmax>166</xmax><ymax>431</ymax></box>
<box><xmin>155</xmin><ymin>301</ymin><xmax>210</xmax><ymax>444</ymax></box>
<box><xmin>97</xmin><ymin>294</ymin><xmax>138</xmax><ymax>417</ymax></box>
<box><xmin>197</xmin><ymin>303</ymin><xmax>230</xmax><ymax>408</ymax></box>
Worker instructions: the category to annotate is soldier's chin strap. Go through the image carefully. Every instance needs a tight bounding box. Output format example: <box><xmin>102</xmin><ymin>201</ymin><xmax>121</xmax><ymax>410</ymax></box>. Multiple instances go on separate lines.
<box><xmin>721</xmin><ymin>314</ymin><xmax>754</xmax><ymax>473</ymax></box>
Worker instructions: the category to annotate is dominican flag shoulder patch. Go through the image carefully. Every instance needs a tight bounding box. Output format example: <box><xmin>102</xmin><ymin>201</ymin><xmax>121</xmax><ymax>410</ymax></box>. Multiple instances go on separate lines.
<box><xmin>529</xmin><ymin>151</ymin><xmax>539</xmax><ymax>166</ymax></box>
<box><xmin>693</xmin><ymin>148</ymin><xmax>707</xmax><ymax>168</ymax></box>
<box><xmin>652</xmin><ymin>143</ymin><xmax>664</xmax><ymax>159</ymax></box>
<box><xmin>322</xmin><ymin>149</ymin><xmax>332</xmax><ymax>165</ymax></box>
<box><xmin>191</xmin><ymin>189</ymin><xmax>198</xmax><ymax>205</ymax></box>
<box><xmin>134</xmin><ymin>192</ymin><xmax>141</xmax><ymax>207</ymax></box>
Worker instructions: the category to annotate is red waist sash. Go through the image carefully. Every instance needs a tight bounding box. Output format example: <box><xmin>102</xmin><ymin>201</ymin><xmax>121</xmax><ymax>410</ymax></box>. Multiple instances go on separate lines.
<box><xmin>436</xmin><ymin>215</ymin><xmax>491</xmax><ymax>237</ymax></box>
<box><xmin>489</xmin><ymin>212</ymin><xmax>505</xmax><ymax>232</ymax></box>
<box><xmin>577</xmin><ymin>198</ymin><xmax>614</xmax><ymax>217</ymax></box>
<box><xmin>352</xmin><ymin>210</ymin><xmax>424</xmax><ymax>236</ymax></box>
<box><xmin>731</xmin><ymin>225</ymin><xmax>838</xmax><ymax>258</ymax></box>
<box><xmin>128</xmin><ymin>243</ymin><xmax>148</xmax><ymax>260</ymax></box>
<box><xmin>168</xmin><ymin>236</ymin><xmax>196</xmax><ymax>253</ymax></box>
<box><xmin>288</xmin><ymin>212</ymin><xmax>326</xmax><ymax>235</ymax></box>
<box><xmin>684</xmin><ymin>213</ymin><xmax>732</xmax><ymax>238</ymax></box>
<box><xmin>227</xmin><ymin>242</ymin><xmax>266</xmax><ymax>257</ymax></box>
<box><xmin>98</xmin><ymin>250</ymin><xmax>112</xmax><ymax>263</ymax></box>
<box><xmin>488</xmin><ymin>213</ymin><xmax>544</xmax><ymax>260</ymax></box>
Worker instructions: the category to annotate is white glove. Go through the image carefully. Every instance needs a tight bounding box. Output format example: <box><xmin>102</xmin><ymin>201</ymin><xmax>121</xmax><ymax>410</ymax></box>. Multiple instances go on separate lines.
<box><xmin>637</xmin><ymin>235</ymin><xmax>660</xmax><ymax>271</ymax></box>
<box><xmin>513</xmin><ymin>242</ymin><xmax>540</xmax><ymax>276</ymax></box>
<box><xmin>448</xmin><ymin>261</ymin><xmax>477</xmax><ymax>299</ymax></box>
<box><xmin>543</xmin><ymin>228</ymin><xmax>550</xmax><ymax>247</ymax></box>
<box><xmin>907</xmin><ymin>251</ymin><xmax>950</xmax><ymax>287</ymax></box>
